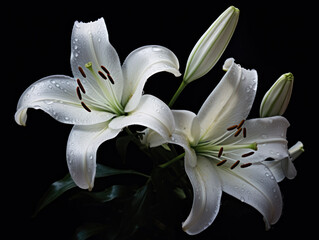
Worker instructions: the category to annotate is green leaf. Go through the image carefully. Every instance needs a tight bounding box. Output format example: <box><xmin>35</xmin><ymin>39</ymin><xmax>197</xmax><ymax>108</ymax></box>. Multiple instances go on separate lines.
<box><xmin>32</xmin><ymin>173</ymin><xmax>76</xmax><ymax>217</ymax></box>
<box><xmin>33</xmin><ymin>164</ymin><xmax>150</xmax><ymax>217</ymax></box>
<box><xmin>70</xmin><ymin>185</ymin><xmax>134</xmax><ymax>203</ymax></box>
<box><xmin>73</xmin><ymin>223</ymin><xmax>107</xmax><ymax>240</ymax></box>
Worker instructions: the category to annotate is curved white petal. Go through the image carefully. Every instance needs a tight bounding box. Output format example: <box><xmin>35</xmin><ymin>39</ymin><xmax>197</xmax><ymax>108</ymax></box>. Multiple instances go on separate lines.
<box><xmin>15</xmin><ymin>75</ymin><xmax>114</xmax><ymax>126</ymax></box>
<box><xmin>109</xmin><ymin>94</ymin><xmax>175</xmax><ymax>140</ymax></box>
<box><xmin>172</xmin><ymin>110</ymin><xmax>200</xmax><ymax>146</ymax></box>
<box><xmin>183</xmin><ymin>156</ymin><xmax>222</xmax><ymax>235</ymax></box>
<box><xmin>223</xmin><ymin>117</ymin><xmax>290</xmax><ymax>163</ymax></box>
<box><xmin>217</xmin><ymin>163</ymin><xmax>282</xmax><ymax>229</ymax></box>
<box><xmin>67</xmin><ymin>122</ymin><xmax>121</xmax><ymax>190</ymax></box>
<box><xmin>122</xmin><ymin>45</ymin><xmax>181</xmax><ymax>112</ymax></box>
<box><xmin>198</xmin><ymin>58</ymin><xmax>257</xmax><ymax>141</ymax></box>
<box><xmin>70</xmin><ymin>18</ymin><xmax>123</xmax><ymax>103</ymax></box>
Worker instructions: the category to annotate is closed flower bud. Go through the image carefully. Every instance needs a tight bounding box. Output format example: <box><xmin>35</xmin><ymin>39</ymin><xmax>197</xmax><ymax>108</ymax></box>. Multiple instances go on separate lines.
<box><xmin>183</xmin><ymin>6</ymin><xmax>239</xmax><ymax>84</ymax></box>
<box><xmin>260</xmin><ymin>73</ymin><xmax>294</xmax><ymax>117</ymax></box>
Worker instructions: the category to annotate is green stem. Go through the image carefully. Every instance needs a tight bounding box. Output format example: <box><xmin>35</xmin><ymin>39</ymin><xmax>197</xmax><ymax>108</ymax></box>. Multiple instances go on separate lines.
<box><xmin>158</xmin><ymin>152</ymin><xmax>185</xmax><ymax>168</ymax></box>
<box><xmin>168</xmin><ymin>81</ymin><xmax>188</xmax><ymax>108</ymax></box>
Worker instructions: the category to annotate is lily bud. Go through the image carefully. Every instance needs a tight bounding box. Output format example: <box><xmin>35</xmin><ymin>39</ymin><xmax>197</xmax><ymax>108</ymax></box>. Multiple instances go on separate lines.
<box><xmin>183</xmin><ymin>6</ymin><xmax>239</xmax><ymax>84</ymax></box>
<box><xmin>260</xmin><ymin>73</ymin><xmax>294</xmax><ymax>117</ymax></box>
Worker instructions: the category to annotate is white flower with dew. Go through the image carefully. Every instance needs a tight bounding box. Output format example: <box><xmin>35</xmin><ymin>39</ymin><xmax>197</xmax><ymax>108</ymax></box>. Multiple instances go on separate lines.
<box><xmin>15</xmin><ymin>18</ymin><xmax>181</xmax><ymax>190</ymax></box>
<box><xmin>144</xmin><ymin>58</ymin><xmax>290</xmax><ymax>234</ymax></box>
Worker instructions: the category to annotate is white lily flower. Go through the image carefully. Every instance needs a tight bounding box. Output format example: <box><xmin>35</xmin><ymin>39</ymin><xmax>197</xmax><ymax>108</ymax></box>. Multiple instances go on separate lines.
<box><xmin>260</xmin><ymin>73</ymin><xmax>294</xmax><ymax>117</ymax></box>
<box><xmin>145</xmin><ymin>58</ymin><xmax>290</xmax><ymax>234</ymax></box>
<box><xmin>15</xmin><ymin>18</ymin><xmax>181</xmax><ymax>190</ymax></box>
<box><xmin>183</xmin><ymin>6</ymin><xmax>239</xmax><ymax>84</ymax></box>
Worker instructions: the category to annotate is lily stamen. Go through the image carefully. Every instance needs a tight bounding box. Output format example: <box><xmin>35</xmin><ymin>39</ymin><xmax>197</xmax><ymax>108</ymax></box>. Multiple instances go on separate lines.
<box><xmin>78</xmin><ymin>66</ymin><xmax>86</xmax><ymax>78</ymax></box>
<box><xmin>81</xmin><ymin>101</ymin><xmax>91</xmax><ymax>112</ymax></box>
<box><xmin>217</xmin><ymin>159</ymin><xmax>227</xmax><ymax>166</ymax></box>
<box><xmin>227</xmin><ymin>125</ymin><xmax>238</xmax><ymax>131</ymax></box>
<box><xmin>76</xmin><ymin>79</ymin><xmax>86</xmax><ymax>93</ymax></box>
<box><xmin>240</xmin><ymin>163</ymin><xmax>252</xmax><ymax>168</ymax></box>
<box><xmin>241</xmin><ymin>151</ymin><xmax>255</xmax><ymax>158</ymax></box>
<box><xmin>76</xmin><ymin>87</ymin><xmax>82</xmax><ymax>100</ymax></box>
<box><xmin>234</xmin><ymin>127</ymin><xmax>242</xmax><ymax>137</ymax></box>
<box><xmin>243</xmin><ymin>127</ymin><xmax>247</xmax><ymax>138</ymax></box>
<box><xmin>98</xmin><ymin>70</ymin><xmax>107</xmax><ymax>80</ymax></box>
<box><xmin>237</xmin><ymin>119</ymin><xmax>245</xmax><ymax>129</ymax></box>
<box><xmin>218</xmin><ymin>147</ymin><xmax>224</xmax><ymax>158</ymax></box>
<box><xmin>230</xmin><ymin>160</ymin><xmax>240</xmax><ymax>169</ymax></box>
<box><xmin>101</xmin><ymin>65</ymin><xmax>115</xmax><ymax>84</ymax></box>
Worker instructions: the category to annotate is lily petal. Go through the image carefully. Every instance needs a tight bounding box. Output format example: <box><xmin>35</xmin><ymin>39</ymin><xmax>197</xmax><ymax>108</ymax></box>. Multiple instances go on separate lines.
<box><xmin>217</xmin><ymin>163</ymin><xmax>282</xmax><ymax>229</ymax></box>
<box><xmin>225</xmin><ymin>117</ymin><xmax>290</xmax><ymax>163</ymax></box>
<box><xmin>121</xmin><ymin>45</ymin><xmax>181</xmax><ymax>112</ymax></box>
<box><xmin>183</xmin><ymin>156</ymin><xmax>222</xmax><ymax>235</ymax></box>
<box><xmin>109</xmin><ymin>94</ymin><xmax>175</xmax><ymax>140</ymax></box>
<box><xmin>70</xmin><ymin>18</ymin><xmax>123</xmax><ymax>103</ymax></box>
<box><xmin>171</xmin><ymin>110</ymin><xmax>200</xmax><ymax>146</ymax></box>
<box><xmin>15</xmin><ymin>75</ymin><xmax>115</xmax><ymax>126</ymax></box>
<box><xmin>67</xmin><ymin>122</ymin><xmax>121</xmax><ymax>190</ymax></box>
<box><xmin>197</xmin><ymin>58</ymin><xmax>257</xmax><ymax>141</ymax></box>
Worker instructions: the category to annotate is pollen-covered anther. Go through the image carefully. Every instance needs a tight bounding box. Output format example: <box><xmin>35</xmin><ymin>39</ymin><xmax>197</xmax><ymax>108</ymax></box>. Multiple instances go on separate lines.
<box><xmin>240</xmin><ymin>163</ymin><xmax>252</xmax><ymax>168</ymax></box>
<box><xmin>234</xmin><ymin>127</ymin><xmax>242</xmax><ymax>137</ymax></box>
<box><xmin>227</xmin><ymin>125</ymin><xmax>238</xmax><ymax>131</ymax></box>
<box><xmin>76</xmin><ymin>79</ymin><xmax>86</xmax><ymax>93</ymax></box>
<box><xmin>78</xmin><ymin>66</ymin><xmax>86</xmax><ymax>78</ymax></box>
<box><xmin>230</xmin><ymin>160</ymin><xmax>240</xmax><ymax>169</ymax></box>
<box><xmin>237</xmin><ymin>119</ymin><xmax>245</xmax><ymax>129</ymax></box>
<box><xmin>81</xmin><ymin>101</ymin><xmax>91</xmax><ymax>112</ymax></box>
<box><xmin>241</xmin><ymin>151</ymin><xmax>255</xmax><ymax>158</ymax></box>
<box><xmin>217</xmin><ymin>159</ymin><xmax>227</xmax><ymax>166</ymax></box>
<box><xmin>101</xmin><ymin>65</ymin><xmax>115</xmax><ymax>84</ymax></box>
<box><xmin>243</xmin><ymin>127</ymin><xmax>247</xmax><ymax>138</ymax></box>
<box><xmin>76</xmin><ymin>87</ymin><xmax>82</xmax><ymax>100</ymax></box>
<box><xmin>98</xmin><ymin>71</ymin><xmax>107</xmax><ymax>80</ymax></box>
<box><xmin>218</xmin><ymin>147</ymin><xmax>224</xmax><ymax>158</ymax></box>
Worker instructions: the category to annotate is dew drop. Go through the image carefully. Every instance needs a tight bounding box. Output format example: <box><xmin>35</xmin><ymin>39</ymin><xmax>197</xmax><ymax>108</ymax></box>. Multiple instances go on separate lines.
<box><xmin>152</xmin><ymin>46</ymin><xmax>162</xmax><ymax>52</ymax></box>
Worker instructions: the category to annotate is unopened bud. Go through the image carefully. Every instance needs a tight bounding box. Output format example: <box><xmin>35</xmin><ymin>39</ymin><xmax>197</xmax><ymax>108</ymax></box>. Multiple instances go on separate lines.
<box><xmin>183</xmin><ymin>6</ymin><xmax>239</xmax><ymax>84</ymax></box>
<box><xmin>260</xmin><ymin>73</ymin><xmax>294</xmax><ymax>117</ymax></box>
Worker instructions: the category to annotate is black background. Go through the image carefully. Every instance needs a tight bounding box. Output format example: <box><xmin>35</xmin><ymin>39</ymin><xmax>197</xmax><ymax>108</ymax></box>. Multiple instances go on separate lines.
<box><xmin>5</xmin><ymin>0</ymin><xmax>316</xmax><ymax>239</ymax></box>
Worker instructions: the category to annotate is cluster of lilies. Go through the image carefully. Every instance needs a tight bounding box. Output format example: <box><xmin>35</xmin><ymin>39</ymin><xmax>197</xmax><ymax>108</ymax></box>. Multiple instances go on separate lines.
<box><xmin>15</xmin><ymin>6</ymin><xmax>303</xmax><ymax>235</ymax></box>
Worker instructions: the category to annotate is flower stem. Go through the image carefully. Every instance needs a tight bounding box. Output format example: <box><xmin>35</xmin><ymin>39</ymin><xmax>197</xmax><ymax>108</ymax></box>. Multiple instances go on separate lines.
<box><xmin>159</xmin><ymin>152</ymin><xmax>185</xmax><ymax>168</ymax></box>
<box><xmin>168</xmin><ymin>81</ymin><xmax>188</xmax><ymax>108</ymax></box>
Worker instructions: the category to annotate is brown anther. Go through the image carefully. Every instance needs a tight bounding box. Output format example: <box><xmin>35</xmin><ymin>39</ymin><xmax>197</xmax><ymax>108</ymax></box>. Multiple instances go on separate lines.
<box><xmin>101</xmin><ymin>65</ymin><xmax>110</xmax><ymax>74</ymax></box>
<box><xmin>98</xmin><ymin>71</ymin><xmax>107</xmax><ymax>80</ymax></box>
<box><xmin>230</xmin><ymin>160</ymin><xmax>240</xmax><ymax>170</ymax></box>
<box><xmin>234</xmin><ymin>128</ymin><xmax>242</xmax><ymax>137</ymax></box>
<box><xmin>77</xmin><ymin>79</ymin><xmax>86</xmax><ymax>94</ymax></box>
<box><xmin>227</xmin><ymin>125</ymin><xmax>238</xmax><ymax>131</ymax></box>
<box><xmin>76</xmin><ymin>87</ymin><xmax>82</xmax><ymax>100</ymax></box>
<box><xmin>243</xmin><ymin>127</ymin><xmax>247</xmax><ymax>138</ymax></box>
<box><xmin>217</xmin><ymin>159</ymin><xmax>227</xmax><ymax>166</ymax></box>
<box><xmin>237</xmin><ymin>119</ymin><xmax>245</xmax><ymax>129</ymax></box>
<box><xmin>241</xmin><ymin>152</ymin><xmax>255</xmax><ymax>158</ymax></box>
<box><xmin>107</xmin><ymin>74</ymin><xmax>114</xmax><ymax>84</ymax></box>
<box><xmin>240</xmin><ymin>163</ymin><xmax>252</xmax><ymax>168</ymax></box>
<box><xmin>81</xmin><ymin>101</ymin><xmax>91</xmax><ymax>112</ymax></box>
<box><xmin>78</xmin><ymin>66</ymin><xmax>86</xmax><ymax>78</ymax></box>
<box><xmin>218</xmin><ymin>147</ymin><xmax>224</xmax><ymax>158</ymax></box>
<box><xmin>101</xmin><ymin>65</ymin><xmax>114</xmax><ymax>84</ymax></box>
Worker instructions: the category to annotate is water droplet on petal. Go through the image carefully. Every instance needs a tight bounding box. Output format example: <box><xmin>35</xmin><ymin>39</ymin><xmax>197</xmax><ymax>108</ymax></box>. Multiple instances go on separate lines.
<box><xmin>152</xmin><ymin>46</ymin><xmax>162</xmax><ymax>52</ymax></box>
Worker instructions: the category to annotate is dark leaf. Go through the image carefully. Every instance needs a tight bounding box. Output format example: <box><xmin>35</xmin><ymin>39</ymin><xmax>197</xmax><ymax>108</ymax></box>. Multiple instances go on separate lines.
<box><xmin>33</xmin><ymin>164</ymin><xmax>149</xmax><ymax>216</ymax></box>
